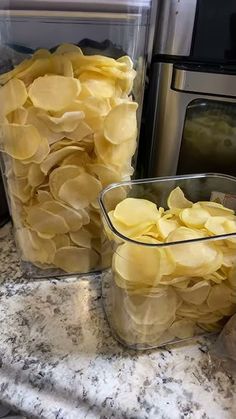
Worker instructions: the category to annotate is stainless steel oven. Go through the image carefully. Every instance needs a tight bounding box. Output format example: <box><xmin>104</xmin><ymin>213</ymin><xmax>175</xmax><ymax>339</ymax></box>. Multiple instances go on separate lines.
<box><xmin>140</xmin><ymin>0</ymin><xmax>236</xmax><ymax>178</ymax></box>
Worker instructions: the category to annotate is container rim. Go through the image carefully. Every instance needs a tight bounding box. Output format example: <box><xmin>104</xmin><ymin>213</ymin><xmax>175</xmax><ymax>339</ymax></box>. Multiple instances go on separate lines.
<box><xmin>98</xmin><ymin>172</ymin><xmax>236</xmax><ymax>247</ymax></box>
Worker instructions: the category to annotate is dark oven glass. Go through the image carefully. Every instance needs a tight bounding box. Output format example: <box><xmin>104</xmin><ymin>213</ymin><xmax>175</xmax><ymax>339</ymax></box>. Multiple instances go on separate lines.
<box><xmin>192</xmin><ymin>0</ymin><xmax>236</xmax><ymax>64</ymax></box>
<box><xmin>177</xmin><ymin>99</ymin><xmax>236</xmax><ymax>176</ymax></box>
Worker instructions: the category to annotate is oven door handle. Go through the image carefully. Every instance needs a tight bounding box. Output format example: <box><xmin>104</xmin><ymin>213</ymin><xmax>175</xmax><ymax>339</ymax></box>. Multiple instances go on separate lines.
<box><xmin>172</xmin><ymin>67</ymin><xmax>236</xmax><ymax>98</ymax></box>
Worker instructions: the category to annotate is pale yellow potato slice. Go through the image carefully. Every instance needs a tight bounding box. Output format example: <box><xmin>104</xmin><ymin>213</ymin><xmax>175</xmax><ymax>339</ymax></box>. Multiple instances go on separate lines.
<box><xmin>117</xmin><ymin>55</ymin><xmax>134</xmax><ymax>70</ymax></box>
<box><xmin>0</xmin><ymin>78</ymin><xmax>27</xmax><ymax>116</ymax></box>
<box><xmin>16</xmin><ymin>227</ymin><xmax>56</xmax><ymax>264</ymax></box>
<box><xmin>207</xmin><ymin>283</ymin><xmax>233</xmax><ymax>310</ymax></box>
<box><xmin>204</xmin><ymin>269</ymin><xmax>227</xmax><ymax>283</ymax></box>
<box><xmin>84</xmin><ymin>65</ymin><xmax>134</xmax><ymax>82</ymax></box>
<box><xmin>80</xmin><ymin>71</ymin><xmax>116</xmax><ymax>98</ymax></box>
<box><xmin>197</xmin><ymin>311</ymin><xmax>224</xmax><ymax>324</ymax></box>
<box><xmin>8</xmin><ymin>176</ymin><xmax>32</xmax><ymax>203</ymax></box>
<box><xmin>26</xmin><ymin>107</ymin><xmax>65</xmax><ymax>145</ymax></box>
<box><xmin>49</xmin><ymin>165</ymin><xmax>84</xmax><ymax>200</ymax></box>
<box><xmin>33</xmin><ymin>49</ymin><xmax>51</xmax><ymax>59</ymax></box>
<box><xmin>123</xmin><ymin>288</ymin><xmax>178</xmax><ymax>326</ymax></box>
<box><xmin>58</xmin><ymin>172</ymin><xmax>102</xmax><ymax>210</ymax></box>
<box><xmin>38</xmin><ymin>110</ymin><xmax>84</xmax><ymax>133</ymax></box>
<box><xmin>36</xmin><ymin>190</ymin><xmax>52</xmax><ymax>203</ymax></box>
<box><xmin>167</xmin><ymin>227</ymin><xmax>223</xmax><ymax>276</ymax></box>
<box><xmin>198</xmin><ymin>201</ymin><xmax>235</xmax><ymax>217</ymax></box>
<box><xmin>7</xmin><ymin>107</ymin><xmax>28</xmax><ymax>125</ymax></box>
<box><xmin>70</xmin><ymin>228</ymin><xmax>92</xmax><ymax>248</ymax></box>
<box><xmin>169</xmin><ymin>319</ymin><xmax>196</xmax><ymax>339</ymax></box>
<box><xmin>177</xmin><ymin>281</ymin><xmax>210</xmax><ymax>305</ymax></box>
<box><xmin>28</xmin><ymin>163</ymin><xmax>45</xmax><ymax>187</ymax></box>
<box><xmin>50</xmin><ymin>139</ymin><xmax>82</xmax><ymax>152</ymax></box>
<box><xmin>0</xmin><ymin>124</ymin><xmax>41</xmax><ymax>159</ymax></box>
<box><xmin>222</xmin><ymin>246</ymin><xmax>236</xmax><ymax>268</ymax></box>
<box><xmin>157</xmin><ymin>216</ymin><xmax>180</xmax><ymax>239</ymax></box>
<box><xmin>86</xmin><ymin>212</ymin><xmax>101</xmax><ymax>239</ymax></box>
<box><xmin>0</xmin><ymin>58</ymin><xmax>35</xmax><ymax>85</ymax></box>
<box><xmin>80</xmin><ymin>96</ymin><xmax>111</xmax><ymax>117</ymax></box>
<box><xmin>160</xmin><ymin>276</ymin><xmax>190</xmax><ymax>288</ymax></box>
<box><xmin>63</xmin><ymin>121</ymin><xmax>93</xmax><ymax>142</ymax></box>
<box><xmin>62</xmin><ymin>150</ymin><xmax>91</xmax><ymax>167</ymax></box>
<box><xmin>11</xmin><ymin>159</ymin><xmax>29</xmax><ymax>177</ymax></box>
<box><xmin>113</xmin><ymin>197</ymin><xmax>160</xmax><ymax>227</ymax></box>
<box><xmin>205</xmin><ymin>216</ymin><xmax>236</xmax><ymax>236</ymax></box>
<box><xmin>85</xmin><ymin>116</ymin><xmax>104</xmax><ymax>133</ymax></box>
<box><xmin>13</xmin><ymin>55</ymin><xmax>73</xmax><ymax>85</ymax></box>
<box><xmin>53</xmin><ymin>234</ymin><xmax>70</xmax><ymax>249</ymax></box>
<box><xmin>167</xmin><ymin>187</ymin><xmax>192</xmax><ymax>211</ymax></box>
<box><xmin>22</xmin><ymin>135</ymin><xmax>50</xmax><ymax>164</ymax></box>
<box><xmin>104</xmin><ymin>102</ymin><xmax>138</xmax><ymax>145</ymax></box>
<box><xmin>179</xmin><ymin>206</ymin><xmax>211</xmax><ymax>228</ymax></box>
<box><xmin>26</xmin><ymin>206</ymin><xmax>70</xmax><ymax>235</ymax></box>
<box><xmin>29</xmin><ymin>75</ymin><xmax>81</xmax><ymax>111</ymax></box>
<box><xmin>54</xmin><ymin>43</ymin><xmax>83</xmax><ymax>56</ymax></box>
<box><xmin>108</xmin><ymin>210</ymin><xmax>155</xmax><ymax>239</ymax></box>
<box><xmin>159</xmin><ymin>248</ymin><xmax>176</xmax><ymax>277</ymax></box>
<box><xmin>40</xmin><ymin>146</ymin><xmax>84</xmax><ymax>174</ymax></box>
<box><xmin>176</xmin><ymin>303</ymin><xmax>201</xmax><ymax>320</ymax></box>
<box><xmin>94</xmin><ymin>133</ymin><xmax>136</xmax><ymax>167</ymax></box>
<box><xmin>41</xmin><ymin>200</ymin><xmax>83</xmax><ymax>232</ymax></box>
<box><xmin>113</xmin><ymin>242</ymin><xmax>162</xmax><ymax>285</ymax></box>
<box><xmin>53</xmin><ymin>246</ymin><xmax>98</xmax><ymax>273</ymax></box>
<box><xmin>87</xmin><ymin>163</ymin><xmax>121</xmax><ymax>187</ymax></box>
<box><xmin>70</xmin><ymin>54</ymin><xmax>125</xmax><ymax>74</ymax></box>
<box><xmin>117</xmin><ymin>69</ymin><xmax>137</xmax><ymax>95</ymax></box>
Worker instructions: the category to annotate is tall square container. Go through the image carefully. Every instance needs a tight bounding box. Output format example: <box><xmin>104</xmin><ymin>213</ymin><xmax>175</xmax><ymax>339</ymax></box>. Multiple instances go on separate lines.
<box><xmin>0</xmin><ymin>0</ymin><xmax>152</xmax><ymax>277</ymax></box>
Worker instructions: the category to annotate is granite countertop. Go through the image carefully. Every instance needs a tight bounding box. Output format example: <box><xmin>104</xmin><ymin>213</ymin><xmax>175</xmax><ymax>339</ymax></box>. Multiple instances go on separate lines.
<box><xmin>0</xmin><ymin>224</ymin><xmax>235</xmax><ymax>419</ymax></box>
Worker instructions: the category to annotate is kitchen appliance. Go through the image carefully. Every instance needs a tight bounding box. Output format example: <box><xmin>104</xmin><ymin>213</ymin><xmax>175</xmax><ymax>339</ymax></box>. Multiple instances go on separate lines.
<box><xmin>0</xmin><ymin>0</ymin><xmax>154</xmax><ymax>277</ymax></box>
<box><xmin>141</xmin><ymin>0</ymin><xmax>236</xmax><ymax>178</ymax></box>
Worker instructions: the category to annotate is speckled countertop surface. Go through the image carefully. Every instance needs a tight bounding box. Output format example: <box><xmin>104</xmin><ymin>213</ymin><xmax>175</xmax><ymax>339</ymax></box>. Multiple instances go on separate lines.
<box><xmin>0</xmin><ymin>224</ymin><xmax>235</xmax><ymax>419</ymax></box>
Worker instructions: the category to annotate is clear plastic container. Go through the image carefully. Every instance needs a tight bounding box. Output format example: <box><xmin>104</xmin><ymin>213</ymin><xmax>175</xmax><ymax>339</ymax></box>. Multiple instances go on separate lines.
<box><xmin>0</xmin><ymin>0</ymin><xmax>152</xmax><ymax>277</ymax></box>
<box><xmin>99</xmin><ymin>173</ymin><xmax>236</xmax><ymax>349</ymax></box>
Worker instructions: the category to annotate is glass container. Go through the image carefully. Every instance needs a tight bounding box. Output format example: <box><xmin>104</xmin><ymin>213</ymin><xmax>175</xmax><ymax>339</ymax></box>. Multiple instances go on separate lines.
<box><xmin>99</xmin><ymin>173</ymin><xmax>236</xmax><ymax>349</ymax></box>
<box><xmin>0</xmin><ymin>0</ymin><xmax>152</xmax><ymax>277</ymax></box>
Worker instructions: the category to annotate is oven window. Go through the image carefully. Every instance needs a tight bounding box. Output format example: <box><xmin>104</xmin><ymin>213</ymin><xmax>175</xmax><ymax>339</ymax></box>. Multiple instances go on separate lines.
<box><xmin>177</xmin><ymin>99</ymin><xmax>236</xmax><ymax>176</ymax></box>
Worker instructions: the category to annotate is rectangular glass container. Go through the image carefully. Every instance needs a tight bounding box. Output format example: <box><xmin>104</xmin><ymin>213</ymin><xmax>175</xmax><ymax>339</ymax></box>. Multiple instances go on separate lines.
<box><xmin>0</xmin><ymin>0</ymin><xmax>152</xmax><ymax>278</ymax></box>
<box><xmin>99</xmin><ymin>173</ymin><xmax>236</xmax><ymax>349</ymax></box>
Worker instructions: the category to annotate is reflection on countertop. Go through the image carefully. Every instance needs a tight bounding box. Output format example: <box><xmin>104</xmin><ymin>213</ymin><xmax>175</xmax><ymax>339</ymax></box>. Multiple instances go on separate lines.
<box><xmin>0</xmin><ymin>224</ymin><xmax>235</xmax><ymax>419</ymax></box>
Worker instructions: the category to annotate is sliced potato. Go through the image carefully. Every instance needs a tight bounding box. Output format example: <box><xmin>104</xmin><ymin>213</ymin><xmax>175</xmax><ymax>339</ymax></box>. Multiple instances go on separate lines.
<box><xmin>58</xmin><ymin>172</ymin><xmax>102</xmax><ymax>210</ymax></box>
<box><xmin>29</xmin><ymin>75</ymin><xmax>81</xmax><ymax>111</ymax></box>
<box><xmin>104</xmin><ymin>102</ymin><xmax>138</xmax><ymax>144</ymax></box>
<box><xmin>26</xmin><ymin>206</ymin><xmax>70</xmax><ymax>235</ymax></box>
<box><xmin>0</xmin><ymin>124</ymin><xmax>41</xmax><ymax>159</ymax></box>
<box><xmin>167</xmin><ymin>187</ymin><xmax>192</xmax><ymax>211</ymax></box>
<box><xmin>53</xmin><ymin>246</ymin><xmax>98</xmax><ymax>273</ymax></box>
<box><xmin>40</xmin><ymin>146</ymin><xmax>84</xmax><ymax>174</ymax></box>
<box><xmin>177</xmin><ymin>281</ymin><xmax>211</xmax><ymax>305</ymax></box>
<box><xmin>113</xmin><ymin>197</ymin><xmax>160</xmax><ymax>227</ymax></box>
<box><xmin>28</xmin><ymin>163</ymin><xmax>45</xmax><ymax>188</ymax></box>
<box><xmin>41</xmin><ymin>199</ymin><xmax>84</xmax><ymax>232</ymax></box>
<box><xmin>0</xmin><ymin>78</ymin><xmax>27</xmax><ymax>116</ymax></box>
<box><xmin>70</xmin><ymin>228</ymin><xmax>92</xmax><ymax>248</ymax></box>
<box><xmin>38</xmin><ymin>110</ymin><xmax>84</xmax><ymax>133</ymax></box>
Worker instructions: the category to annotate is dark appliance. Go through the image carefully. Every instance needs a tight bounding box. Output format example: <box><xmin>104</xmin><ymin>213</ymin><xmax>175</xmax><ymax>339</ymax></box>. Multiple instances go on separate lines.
<box><xmin>141</xmin><ymin>0</ymin><xmax>236</xmax><ymax>178</ymax></box>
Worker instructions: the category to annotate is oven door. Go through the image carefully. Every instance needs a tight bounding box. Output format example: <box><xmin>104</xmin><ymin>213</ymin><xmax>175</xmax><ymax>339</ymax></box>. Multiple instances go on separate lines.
<box><xmin>145</xmin><ymin>63</ymin><xmax>236</xmax><ymax>177</ymax></box>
